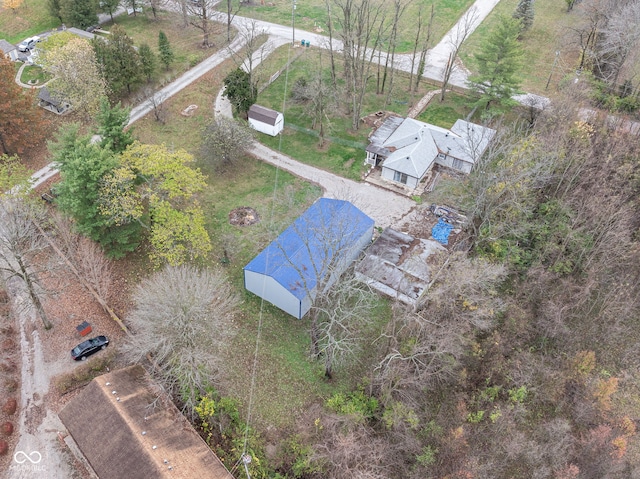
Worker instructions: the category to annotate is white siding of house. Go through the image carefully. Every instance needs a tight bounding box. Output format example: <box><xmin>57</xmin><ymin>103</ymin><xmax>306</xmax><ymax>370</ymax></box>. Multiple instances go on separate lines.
<box><xmin>435</xmin><ymin>155</ymin><xmax>473</xmax><ymax>174</ymax></box>
<box><xmin>381</xmin><ymin>166</ymin><xmax>419</xmax><ymax>189</ymax></box>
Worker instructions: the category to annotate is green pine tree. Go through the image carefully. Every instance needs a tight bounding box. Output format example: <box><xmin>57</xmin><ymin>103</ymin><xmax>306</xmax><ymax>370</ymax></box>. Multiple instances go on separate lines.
<box><xmin>223</xmin><ymin>69</ymin><xmax>257</xmax><ymax>117</ymax></box>
<box><xmin>158</xmin><ymin>31</ymin><xmax>174</xmax><ymax>71</ymax></box>
<box><xmin>467</xmin><ymin>15</ymin><xmax>524</xmax><ymax>112</ymax></box>
<box><xmin>513</xmin><ymin>0</ymin><xmax>534</xmax><ymax>32</ymax></box>
<box><xmin>96</xmin><ymin>97</ymin><xmax>134</xmax><ymax>154</ymax></box>
<box><xmin>138</xmin><ymin>43</ymin><xmax>157</xmax><ymax>82</ymax></box>
<box><xmin>59</xmin><ymin>0</ymin><xmax>98</xmax><ymax>29</ymax></box>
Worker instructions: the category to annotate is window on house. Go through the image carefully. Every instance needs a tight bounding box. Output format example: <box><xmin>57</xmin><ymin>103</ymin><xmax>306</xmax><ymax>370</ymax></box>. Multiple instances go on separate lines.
<box><xmin>437</xmin><ymin>152</ymin><xmax>446</xmax><ymax>160</ymax></box>
<box><xmin>393</xmin><ymin>171</ymin><xmax>408</xmax><ymax>184</ymax></box>
<box><xmin>452</xmin><ymin>159</ymin><xmax>465</xmax><ymax>170</ymax></box>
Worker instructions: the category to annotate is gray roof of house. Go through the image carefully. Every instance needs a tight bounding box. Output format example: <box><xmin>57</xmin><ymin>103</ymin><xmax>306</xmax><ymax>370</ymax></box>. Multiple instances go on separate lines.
<box><xmin>368</xmin><ymin>117</ymin><xmax>496</xmax><ymax>177</ymax></box>
<box><xmin>248</xmin><ymin>104</ymin><xmax>281</xmax><ymax>126</ymax></box>
<box><xmin>0</xmin><ymin>39</ymin><xmax>16</xmax><ymax>54</ymax></box>
<box><xmin>38</xmin><ymin>87</ymin><xmax>63</xmax><ymax>107</ymax></box>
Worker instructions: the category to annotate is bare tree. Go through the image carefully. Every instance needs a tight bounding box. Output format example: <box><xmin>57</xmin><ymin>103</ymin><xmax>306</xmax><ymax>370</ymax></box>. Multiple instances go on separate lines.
<box><xmin>333</xmin><ymin>0</ymin><xmax>386</xmax><ymax>130</ymax></box>
<box><xmin>224</xmin><ymin>0</ymin><xmax>242</xmax><ymax>42</ymax></box>
<box><xmin>50</xmin><ymin>212</ymin><xmax>113</xmax><ymax>301</ymax></box>
<box><xmin>381</xmin><ymin>0</ymin><xmax>409</xmax><ymax>101</ymax></box>
<box><xmin>593</xmin><ymin>0</ymin><xmax>640</xmax><ymax>87</ymax></box>
<box><xmin>0</xmin><ymin>198</ymin><xmax>52</xmax><ymax>330</ymax></box>
<box><xmin>273</xmin><ymin>199</ymin><xmax>374</xmax><ymax>367</ymax></box>
<box><xmin>409</xmin><ymin>2</ymin><xmax>434</xmax><ymax>92</ymax></box>
<box><xmin>231</xmin><ymin>19</ymin><xmax>269</xmax><ymax>85</ymax></box>
<box><xmin>313</xmin><ymin>272</ymin><xmax>377</xmax><ymax>379</ymax></box>
<box><xmin>142</xmin><ymin>87</ymin><xmax>167</xmax><ymax>124</ymax></box>
<box><xmin>376</xmin><ymin>254</ymin><xmax>506</xmax><ymax>403</ymax></box>
<box><xmin>324</xmin><ymin>0</ymin><xmax>338</xmax><ymax>90</ymax></box>
<box><xmin>187</xmin><ymin>0</ymin><xmax>219</xmax><ymax>47</ymax></box>
<box><xmin>440</xmin><ymin>6</ymin><xmax>478</xmax><ymax>102</ymax></box>
<box><xmin>300</xmin><ymin>50</ymin><xmax>340</xmax><ymax>147</ymax></box>
<box><xmin>200</xmin><ymin>116</ymin><xmax>254</xmax><ymax>170</ymax></box>
<box><xmin>121</xmin><ymin>265</ymin><xmax>239</xmax><ymax>413</ymax></box>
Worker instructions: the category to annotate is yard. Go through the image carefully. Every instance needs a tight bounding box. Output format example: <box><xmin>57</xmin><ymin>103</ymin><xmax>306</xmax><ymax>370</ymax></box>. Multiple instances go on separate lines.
<box><xmin>0</xmin><ymin>0</ymin><xmax>58</xmax><ymax>43</ymax></box>
<box><xmin>230</xmin><ymin>0</ymin><xmax>477</xmax><ymax>54</ymax></box>
<box><xmin>460</xmin><ymin>0</ymin><xmax>585</xmax><ymax>94</ymax></box>
<box><xmin>251</xmin><ymin>45</ymin><xmax>443</xmax><ymax>180</ymax></box>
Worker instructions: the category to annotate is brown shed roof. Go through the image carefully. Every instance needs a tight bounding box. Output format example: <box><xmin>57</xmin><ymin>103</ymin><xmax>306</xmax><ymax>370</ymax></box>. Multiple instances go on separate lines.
<box><xmin>59</xmin><ymin>365</ymin><xmax>233</xmax><ymax>479</ymax></box>
<box><xmin>248</xmin><ymin>104</ymin><xmax>281</xmax><ymax>126</ymax></box>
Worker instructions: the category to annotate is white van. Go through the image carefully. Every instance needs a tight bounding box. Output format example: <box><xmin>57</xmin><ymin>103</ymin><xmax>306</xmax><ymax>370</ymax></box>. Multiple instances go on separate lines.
<box><xmin>18</xmin><ymin>36</ymin><xmax>39</xmax><ymax>52</ymax></box>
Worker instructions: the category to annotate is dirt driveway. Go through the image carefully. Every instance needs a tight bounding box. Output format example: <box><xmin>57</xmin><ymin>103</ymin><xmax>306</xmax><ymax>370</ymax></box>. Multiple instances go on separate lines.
<box><xmin>1</xmin><ymin>258</ymin><xmax>125</xmax><ymax>478</ymax></box>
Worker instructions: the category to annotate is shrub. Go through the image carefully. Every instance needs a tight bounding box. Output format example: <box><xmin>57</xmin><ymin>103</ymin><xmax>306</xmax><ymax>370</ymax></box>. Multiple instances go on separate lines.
<box><xmin>2</xmin><ymin>398</ymin><xmax>16</xmax><ymax>415</ymax></box>
<box><xmin>1</xmin><ymin>422</ymin><xmax>13</xmax><ymax>436</ymax></box>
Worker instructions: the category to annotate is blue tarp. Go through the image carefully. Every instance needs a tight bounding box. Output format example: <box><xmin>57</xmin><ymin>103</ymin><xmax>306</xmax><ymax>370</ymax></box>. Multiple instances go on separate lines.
<box><xmin>432</xmin><ymin>218</ymin><xmax>454</xmax><ymax>245</ymax></box>
<box><xmin>244</xmin><ymin>199</ymin><xmax>374</xmax><ymax>300</ymax></box>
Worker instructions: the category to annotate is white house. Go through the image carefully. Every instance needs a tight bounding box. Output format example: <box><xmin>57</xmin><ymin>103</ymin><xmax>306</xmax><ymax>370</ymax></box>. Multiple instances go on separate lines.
<box><xmin>244</xmin><ymin>199</ymin><xmax>374</xmax><ymax>319</ymax></box>
<box><xmin>248</xmin><ymin>104</ymin><xmax>284</xmax><ymax>136</ymax></box>
<box><xmin>365</xmin><ymin>117</ymin><xmax>496</xmax><ymax>188</ymax></box>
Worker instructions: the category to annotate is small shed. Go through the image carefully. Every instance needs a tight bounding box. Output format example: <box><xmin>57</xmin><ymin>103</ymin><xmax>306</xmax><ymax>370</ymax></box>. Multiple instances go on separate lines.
<box><xmin>248</xmin><ymin>104</ymin><xmax>284</xmax><ymax>136</ymax></box>
<box><xmin>38</xmin><ymin>87</ymin><xmax>71</xmax><ymax>115</ymax></box>
<box><xmin>244</xmin><ymin>198</ymin><xmax>374</xmax><ymax>319</ymax></box>
<box><xmin>0</xmin><ymin>39</ymin><xmax>18</xmax><ymax>61</ymax></box>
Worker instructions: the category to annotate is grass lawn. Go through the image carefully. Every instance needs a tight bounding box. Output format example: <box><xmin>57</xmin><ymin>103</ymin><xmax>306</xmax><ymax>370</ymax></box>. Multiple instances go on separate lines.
<box><xmin>417</xmin><ymin>90</ymin><xmax>474</xmax><ymax>128</ymax></box>
<box><xmin>460</xmin><ymin>0</ymin><xmax>584</xmax><ymax>95</ymax></box>
<box><xmin>226</xmin><ymin>0</ymin><xmax>476</xmax><ymax>54</ymax></box>
<box><xmin>20</xmin><ymin>65</ymin><xmax>51</xmax><ymax>85</ymax></box>
<box><xmin>0</xmin><ymin>0</ymin><xmax>59</xmax><ymax>44</ymax></box>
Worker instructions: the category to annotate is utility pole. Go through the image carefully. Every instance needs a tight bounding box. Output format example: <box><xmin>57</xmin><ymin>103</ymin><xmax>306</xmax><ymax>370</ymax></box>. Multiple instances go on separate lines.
<box><xmin>545</xmin><ymin>50</ymin><xmax>560</xmax><ymax>91</ymax></box>
<box><xmin>292</xmin><ymin>0</ymin><xmax>297</xmax><ymax>45</ymax></box>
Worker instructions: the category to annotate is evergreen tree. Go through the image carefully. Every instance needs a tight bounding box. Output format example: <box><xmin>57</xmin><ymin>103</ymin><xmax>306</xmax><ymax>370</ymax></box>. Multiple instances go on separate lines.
<box><xmin>59</xmin><ymin>0</ymin><xmax>98</xmax><ymax>29</ymax></box>
<box><xmin>513</xmin><ymin>0</ymin><xmax>534</xmax><ymax>32</ymax></box>
<box><xmin>47</xmin><ymin>0</ymin><xmax>63</xmax><ymax>22</ymax></box>
<box><xmin>96</xmin><ymin>98</ymin><xmax>134</xmax><ymax>154</ymax></box>
<box><xmin>100</xmin><ymin>0</ymin><xmax>120</xmax><ymax>21</ymax></box>
<box><xmin>138</xmin><ymin>43</ymin><xmax>156</xmax><ymax>82</ymax></box>
<box><xmin>467</xmin><ymin>15</ymin><xmax>524</xmax><ymax>112</ymax></box>
<box><xmin>158</xmin><ymin>31</ymin><xmax>174</xmax><ymax>70</ymax></box>
<box><xmin>93</xmin><ymin>25</ymin><xmax>142</xmax><ymax>96</ymax></box>
<box><xmin>223</xmin><ymin>68</ymin><xmax>257</xmax><ymax>117</ymax></box>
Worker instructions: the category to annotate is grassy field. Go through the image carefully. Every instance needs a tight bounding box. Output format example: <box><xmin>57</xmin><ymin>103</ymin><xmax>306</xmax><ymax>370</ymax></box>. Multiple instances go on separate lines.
<box><xmin>0</xmin><ymin>0</ymin><xmax>59</xmax><ymax>44</ymax></box>
<box><xmin>460</xmin><ymin>0</ymin><xmax>584</xmax><ymax>94</ymax></box>
<box><xmin>226</xmin><ymin>0</ymin><xmax>476</xmax><ymax>54</ymax></box>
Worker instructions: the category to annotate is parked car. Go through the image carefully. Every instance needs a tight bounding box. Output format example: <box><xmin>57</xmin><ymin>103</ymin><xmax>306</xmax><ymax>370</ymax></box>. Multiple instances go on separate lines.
<box><xmin>71</xmin><ymin>335</ymin><xmax>110</xmax><ymax>361</ymax></box>
<box><xmin>18</xmin><ymin>36</ymin><xmax>39</xmax><ymax>52</ymax></box>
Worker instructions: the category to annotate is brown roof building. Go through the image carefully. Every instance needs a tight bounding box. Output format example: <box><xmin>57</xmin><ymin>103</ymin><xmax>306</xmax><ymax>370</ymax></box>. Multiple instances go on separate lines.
<box><xmin>58</xmin><ymin>365</ymin><xmax>234</xmax><ymax>479</ymax></box>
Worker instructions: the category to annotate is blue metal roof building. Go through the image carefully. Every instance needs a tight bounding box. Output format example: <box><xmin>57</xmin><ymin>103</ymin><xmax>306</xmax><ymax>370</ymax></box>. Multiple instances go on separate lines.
<box><xmin>244</xmin><ymin>198</ymin><xmax>375</xmax><ymax>319</ymax></box>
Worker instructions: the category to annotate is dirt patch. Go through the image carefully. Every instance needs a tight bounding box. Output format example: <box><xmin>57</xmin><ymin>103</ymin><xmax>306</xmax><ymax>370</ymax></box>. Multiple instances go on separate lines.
<box><xmin>360</xmin><ymin>110</ymin><xmax>401</xmax><ymax>130</ymax></box>
<box><xmin>229</xmin><ymin>206</ymin><xmax>261</xmax><ymax>226</ymax></box>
